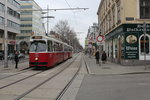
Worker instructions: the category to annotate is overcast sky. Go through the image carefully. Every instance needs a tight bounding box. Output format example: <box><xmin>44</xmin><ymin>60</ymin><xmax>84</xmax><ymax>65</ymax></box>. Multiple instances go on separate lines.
<box><xmin>34</xmin><ymin>0</ymin><xmax>101</xmax><ymax>47</ymax></box>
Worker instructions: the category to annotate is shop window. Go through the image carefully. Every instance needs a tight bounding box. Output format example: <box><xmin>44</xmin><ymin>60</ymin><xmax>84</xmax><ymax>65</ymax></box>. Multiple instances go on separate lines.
<box><xmin>140</xmin><ymin>36</ymin><xmax>149</xmax><ymax>54</ymax></box>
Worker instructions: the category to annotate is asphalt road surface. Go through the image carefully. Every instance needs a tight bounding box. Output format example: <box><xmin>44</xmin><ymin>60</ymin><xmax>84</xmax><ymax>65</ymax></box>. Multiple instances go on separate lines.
<box><xmin>76</xmin><ymin>73</ymin><xmax>150</xmax><ymax>100</ymax></box>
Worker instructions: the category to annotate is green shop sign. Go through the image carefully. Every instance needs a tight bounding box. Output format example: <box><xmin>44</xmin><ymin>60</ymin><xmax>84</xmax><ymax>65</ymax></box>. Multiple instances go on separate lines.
<box><xmin>124</xmin><ymin>32</ymin><xmax>139</xmax><ymax>59</ymax></box>
<box><xmin>123</xmin><ymin>24</ymin><xmax>150</xmax><ymax>33</ymax></box>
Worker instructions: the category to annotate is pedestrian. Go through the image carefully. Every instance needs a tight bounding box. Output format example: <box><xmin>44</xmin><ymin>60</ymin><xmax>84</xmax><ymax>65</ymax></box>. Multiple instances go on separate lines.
<box><xmin>101</xmin><ymin>51</ymin><xmax>107</xmax><ymax>64</ymax></box>
<box><xmin>95</xmin><ymin>50</ymin><xmax>100</xmax><ymax>64</ymax></box>
<box><xmin>14</xmin><ymin>51</ymin><xmax>19</xmax><ymax>69</ymax></box>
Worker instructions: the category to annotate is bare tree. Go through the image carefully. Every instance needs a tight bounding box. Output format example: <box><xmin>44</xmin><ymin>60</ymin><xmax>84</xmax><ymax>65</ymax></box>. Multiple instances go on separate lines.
<box><xmin>54</xmin><ymin>20</ymin><xmax>70</xmax><ymax>42</ymax></box>
<box><xmin>53</xmin><ymin>20</ymin><xmax>83</xmax><ymax>51</ymax></box>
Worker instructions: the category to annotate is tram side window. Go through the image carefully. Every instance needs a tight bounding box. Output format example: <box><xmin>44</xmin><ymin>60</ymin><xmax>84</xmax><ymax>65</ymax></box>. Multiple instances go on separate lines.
<box><xmin>64</xmin><ymin>45</ymin><xmax>68</xmax><ymax>51</ymax></box>
<box><xmin>54</xmin><ymin>42</ymin><xmax>58</xmax><ymax>51</ymax></box>
<box><xmin>48</xmin><ymin>40</ymin><xmax>53</xmax><ymax>52</ymax></box>
<box><xmin>54</xmin><ymin>42</ymin><xmax>62</xmax><ymax>51</ymax></box>
<box><xmin>59</xmin><ymin>44</ymin><xmax>63</xmax><ymax>51</ymax></box>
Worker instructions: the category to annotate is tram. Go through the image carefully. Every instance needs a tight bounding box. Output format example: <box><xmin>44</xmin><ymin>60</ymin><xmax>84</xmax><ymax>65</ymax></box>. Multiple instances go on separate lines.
<box><xmin>29</xmin><ymin>35</ymin><xmax>73</xmax><ymax>68</ymax></box>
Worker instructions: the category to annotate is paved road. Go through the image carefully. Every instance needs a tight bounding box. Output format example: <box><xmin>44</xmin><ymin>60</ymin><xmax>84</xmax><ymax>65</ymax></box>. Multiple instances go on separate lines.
<box><xmin>74</xmin><ymin>55</ymin><xmax>150</xmax><ymax>100</ymax></box>
<box><xmin>76</xmin><ymin>73</ymin><xmax>150</xmax><ymax>100</ymax></box>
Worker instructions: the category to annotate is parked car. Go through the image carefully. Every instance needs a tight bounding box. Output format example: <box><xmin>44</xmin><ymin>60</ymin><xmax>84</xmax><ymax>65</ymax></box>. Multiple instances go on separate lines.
<box><xmin>8</xmin><ymin>53</ymin><xmax>15</xmax><ymax>60</ymax></box>
<box><xmin>0</xmin><ymin>52</ymin><xmax>4</xmax><ymax>60</ymax></box>
<box><xmin>18</xmin><ymin>53</ymin><xmax>25</xmax><ymax>58</ymax></box>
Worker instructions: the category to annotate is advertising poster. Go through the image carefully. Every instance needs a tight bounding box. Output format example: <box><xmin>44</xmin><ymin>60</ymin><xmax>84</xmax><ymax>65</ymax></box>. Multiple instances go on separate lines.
<box><xmin>124</xmin><ymin>32</ymin><xmax>139</xmax><ymax>59</ymax></box>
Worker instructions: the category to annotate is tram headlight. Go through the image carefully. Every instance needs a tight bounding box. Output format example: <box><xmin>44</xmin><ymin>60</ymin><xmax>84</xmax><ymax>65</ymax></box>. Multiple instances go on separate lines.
<box><xmin>35</xmin><ymin>57</ymin><xmax>38</xmax><ymax>61</ymax></box>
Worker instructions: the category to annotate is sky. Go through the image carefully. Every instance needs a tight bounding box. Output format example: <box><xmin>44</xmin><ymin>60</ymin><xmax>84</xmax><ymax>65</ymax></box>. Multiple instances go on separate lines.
<box><xmin>34</xmin><ymin>0</ymin><xmax>101</xmax><ymax>47</ymax></box>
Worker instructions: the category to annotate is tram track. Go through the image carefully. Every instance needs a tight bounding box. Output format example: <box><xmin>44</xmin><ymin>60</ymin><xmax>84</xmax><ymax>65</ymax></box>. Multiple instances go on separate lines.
<box><xmin>84</xmin><ymin>55</ymin><xmax>90</xmax><ymax>74</ymax></box>
<box><xmin>0</xmin><ymin>69</ymin><xmax>45</xmax><ymax>89</ymax></box>
<box><xmin>0</xmin><ymin>55</ymin><xmax>78</xmax><ymax>89</ymax></box>
<box><xmin>55</xmin><ymin>53</ymin><xmax>82</xmax><ymax>100</ymax></box>
<box><xmin>14</xmin><ymin>54</ymin><xmax>80</xmax><ymax>100</ymax></box>
<box><xmin>0</xmin><ymin>54</ymin><xmax>80</xmax><ymax>100</ymax></box>
<box><xmin>0</xmin><ymin>67</ymin><xmax>32</xmax><ymax>80</ymax></box>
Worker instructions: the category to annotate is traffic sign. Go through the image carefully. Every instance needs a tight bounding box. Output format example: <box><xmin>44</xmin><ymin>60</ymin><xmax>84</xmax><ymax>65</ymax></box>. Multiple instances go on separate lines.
<box><xmin>96</xmin><ymin>35</ymin><xmax>104</xmax><ymax>42</ymax></box>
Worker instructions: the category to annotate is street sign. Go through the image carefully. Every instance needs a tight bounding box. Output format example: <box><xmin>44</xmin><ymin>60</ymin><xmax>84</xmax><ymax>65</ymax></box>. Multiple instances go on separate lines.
<box><xmin>96</xmin><ymin>35</ymin><xmax>104</xmax><ymax>42</ymax></box>
<box><xmin>97</xmin><ymin>42</ymin><xmax>104</xmax><ymax>46</ymax></box>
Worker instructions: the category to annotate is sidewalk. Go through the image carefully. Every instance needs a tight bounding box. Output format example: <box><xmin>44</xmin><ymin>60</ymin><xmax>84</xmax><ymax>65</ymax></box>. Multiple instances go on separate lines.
<box><xmin>0</xmin><ymin>59</ymin><xmax>29</xmax><ymax>72</ymax></box>
<box><xmin>84</xmin><ymin>55</ymin><xmax>150</xmax><ymax>75</ymax></box>
<box><xmin>75</xmin><ymin>55</ymin><xmax>150</xmax><ymax>100</ymax></box>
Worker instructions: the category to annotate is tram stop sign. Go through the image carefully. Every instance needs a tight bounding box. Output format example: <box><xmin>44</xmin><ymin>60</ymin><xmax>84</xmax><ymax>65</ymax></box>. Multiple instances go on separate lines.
<box><xmin>96</xmin><ymin>35</ymin><xmax>104</xmax><ymax>42</ymax></box>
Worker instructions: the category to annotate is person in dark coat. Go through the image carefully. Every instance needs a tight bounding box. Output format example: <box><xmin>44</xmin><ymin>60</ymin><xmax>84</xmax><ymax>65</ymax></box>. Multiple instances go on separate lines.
<box><xmin>95</xmin><ymin>50</ymin><xmax>100</xmax><ymax>64</ymax></box>
<box><xmin>101</xmin><ymin>51</ymin><xmax>107</xmax><ymax>64</ymax></box>
<box><xmin>14</xmin><ymin>51</ymin><xmax>19</xmax><ymax>69</ymax></box>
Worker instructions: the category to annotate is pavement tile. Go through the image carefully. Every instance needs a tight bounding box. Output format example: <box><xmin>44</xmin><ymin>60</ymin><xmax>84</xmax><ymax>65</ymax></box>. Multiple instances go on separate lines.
<box><xmin>84</xmin><ymin>55</ymin><xmax>150</xmax><ymax>75</ymax></box>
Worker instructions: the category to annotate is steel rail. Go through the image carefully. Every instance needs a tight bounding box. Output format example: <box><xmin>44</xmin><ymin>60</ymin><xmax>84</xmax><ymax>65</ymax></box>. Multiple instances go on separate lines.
<box><xmin>14</xmin><ymin>54</ymin><xmax>79</xmax><ymax>100</ymax></box>
<box><xmin>55</xmin><ymin>54</ymin><xmax>82</xmax><ymax>100</ymax></box>
<box><xmin>0</xmin><ymin>67</ymin><xmax>32</xmax><ymax>80</ymax></box>
<box><xmin>0</xmin><ymin>70</ymin><xmax>45</xmax><ymax>89</ymax></box>
<box><xmin>84</xmin><ymin>55</ymin><xmax>90</xmax><ymax>74</ymax></box>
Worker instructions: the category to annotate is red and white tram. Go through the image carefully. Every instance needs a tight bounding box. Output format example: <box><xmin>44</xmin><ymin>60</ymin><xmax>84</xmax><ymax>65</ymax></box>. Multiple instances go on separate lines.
<box><xmin>29</xmin><ymin>35</ymin><xmax>73</xmax><ymax>68</ymax></box>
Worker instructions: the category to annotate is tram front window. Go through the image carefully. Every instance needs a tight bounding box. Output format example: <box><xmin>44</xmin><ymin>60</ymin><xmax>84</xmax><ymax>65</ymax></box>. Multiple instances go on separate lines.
<box><xmin>30</xmin><ymin>41</ymin><xmax>46</xmax><ymax>52</ymax></box>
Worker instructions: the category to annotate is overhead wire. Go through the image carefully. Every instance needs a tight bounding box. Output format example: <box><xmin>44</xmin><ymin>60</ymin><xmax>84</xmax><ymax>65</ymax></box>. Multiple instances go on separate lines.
<box><xmin>63</xmin><ymin>0</ymin><xmax>78</xmax><ymax>31</ymax></box>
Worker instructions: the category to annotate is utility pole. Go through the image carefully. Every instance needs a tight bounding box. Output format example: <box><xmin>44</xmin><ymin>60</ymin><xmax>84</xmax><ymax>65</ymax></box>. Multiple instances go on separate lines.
<box><xmin>4</xmin><ymin>0</ymin><xmax>8</xmax><ymax>68</ymax></box>
<box><xmin>47</xmin><ymin>5</ymin><xmax>49</xmax><ymax>35</ymax></box>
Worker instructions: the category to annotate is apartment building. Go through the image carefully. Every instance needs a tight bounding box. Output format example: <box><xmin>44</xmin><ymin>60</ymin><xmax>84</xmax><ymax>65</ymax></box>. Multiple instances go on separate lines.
<box><xmin>97</xmin><ymin>0</ymin><xmax>150</xmax><ymax>65</ymax></box>
<box><xmin>17</xmin><ymin>0</ymin><xmax>44</xmax><ymax>53</ymax></box>
<box><xmin>85</xmin><ymin>23</ymin><xmax>99</xmax><ymax>55</ymax></box>
<box><xmin>0</xmin><ymin>0</ymin><xmax>20</xmax><ymax>54</ymax></box>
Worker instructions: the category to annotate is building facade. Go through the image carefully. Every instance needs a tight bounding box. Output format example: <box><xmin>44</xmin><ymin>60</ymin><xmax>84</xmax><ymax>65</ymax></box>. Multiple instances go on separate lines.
<box><xmin>0</xmin><ymin>0</ymin><xmax>20</xmax><ymax>54</ymax></box>
<box><xmin>17</xmin><ymin>0</ymin><xmax>44</xmax><ymax>53</ymax></box>
<box><xmin>97</xmin><ymin>0</ymin><xmax>150</xmax><ymax>65</ymax></box>
<box><xmin>85</xmin><ymin>23</ymin><xmax>99</xmax><ymax>55</ymax></box>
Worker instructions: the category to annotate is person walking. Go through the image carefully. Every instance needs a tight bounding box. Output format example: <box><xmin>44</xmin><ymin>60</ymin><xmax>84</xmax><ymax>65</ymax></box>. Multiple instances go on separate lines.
<box><xmin>101</xmin><ymin>51</ymin><xmax>107</xmax><ymax>64</ymax></box>
<box><xmin>95</xmin><ymin>50</ymin><xmax>100</xmax><ymax>64</ymax></box>
<box><xmin>14</xmin><ymin>51</ymin><xmax>19</xmax><ymax>69</ymax></box>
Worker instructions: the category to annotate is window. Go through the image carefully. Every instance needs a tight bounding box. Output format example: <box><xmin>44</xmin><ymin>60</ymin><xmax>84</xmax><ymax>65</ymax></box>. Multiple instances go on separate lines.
<box><xmin>116</xmin><ymin>0</ymin><xmax>121</xmax><ymax>24</ymax></box>
<box><xmin>48</xmin><ymin>40</ymin><xmax>53</xmax><ymax>52</ymax></box>
<box><xmin>140</xmin><ymin>0</ymin><xmax>150</xmax><ymax>19</ymax></box>
<box><xmin>8</xmin><ymin>0</ymin><xmax>20</xmax><ymax>8</ymax></box>
<box><xmin>21</xmin><ymin>5</ymin><xmax>32</xmax><ymax>9</ymax></box>
<box><xmin>21</xmin><ymin>30</ymin><xmax>32</xmax><ymax>33</ymax></box>
<box><xmin>140</xmin><ymin>36</ymin><xmax>149</xmax><ymax>54</ymax></box>
<box><xmin>112</xmin><ymin>6</ymin><xmax>115</xmax><ymax>27</ymax></box>
<box><xmin>30</xmin><ymin>40</ymin><xmax>46</xmax><ymax>52</ymax></box>
<box><xmin>7</xmin><ymin>7</ymin><xmax>20</xmax><ymax>19</ymax></box>
<box><xmin>0</xmin><ymin>17</ymin><xmax>4</xmax><ymax>24</ymax></box>
<box><xmin>20</xmin><ymin>18</ymin><xmax>32</xmax><ymax>21</ymax></box>
<box><xmin>21</xmin><ymin>24</ymin><xmax>32</xmax><ymax>27</ymax></box>
<box><xmin>54</xmin><ymin>42</ymin><xmax>63</xmax><ymax>51</ymax></box>
<box><xmin>7</xmin><ymin>20</ymin><xmax>20</xmax><ymax>30</ymax></box>
<box><xmin>0</xmin><ymin>3</ymin><xmax>4</xmax><ymax>12</ymax></box>
<box><xmin>20</xmin><ymin>12</ymin><xmax>32</xmax><ymax>15</ymax></box>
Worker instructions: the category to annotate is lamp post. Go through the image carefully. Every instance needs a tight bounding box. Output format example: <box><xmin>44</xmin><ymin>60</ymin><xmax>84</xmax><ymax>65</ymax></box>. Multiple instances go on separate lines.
<box><xmin>4</xmin><ymin>0</ymin><xmax>8</xmax><ymax>68</ymax></box>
